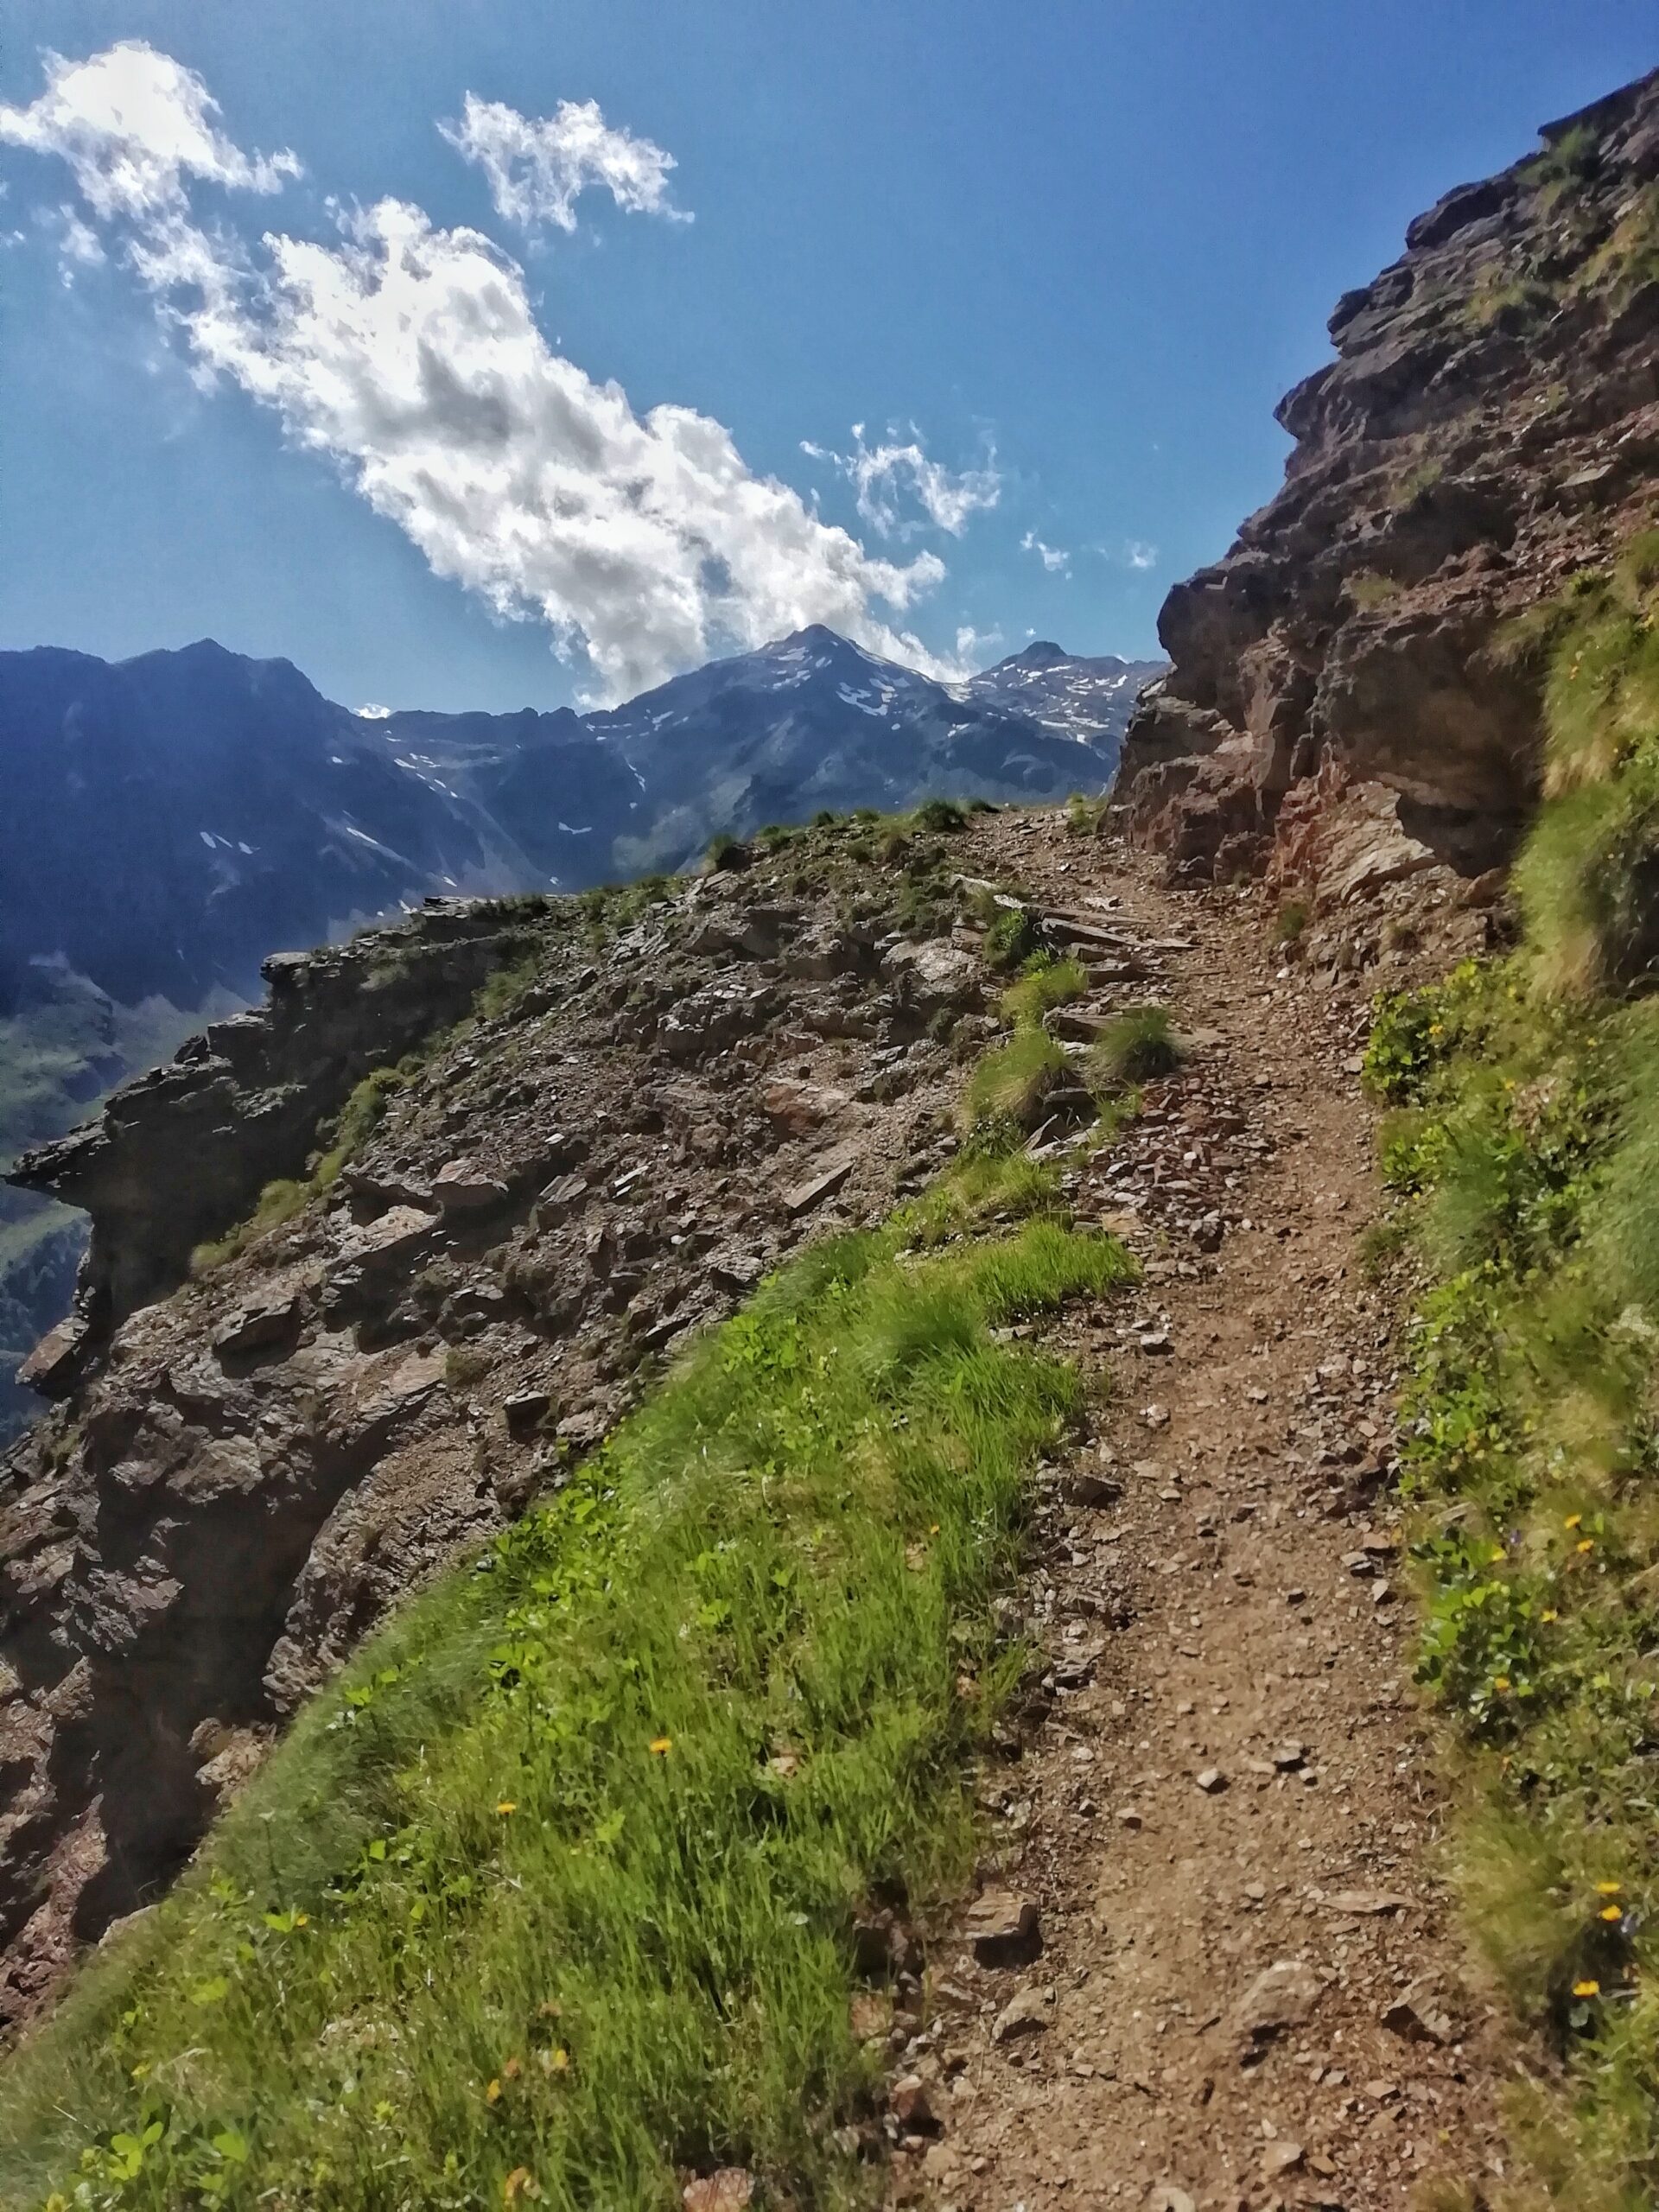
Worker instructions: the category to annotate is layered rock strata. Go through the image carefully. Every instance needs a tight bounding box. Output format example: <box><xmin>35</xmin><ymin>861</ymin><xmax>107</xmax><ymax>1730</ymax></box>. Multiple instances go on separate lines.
<box><xmin>1116</xmin><ymin>70</ymin><xmax>1659</xmax><ymax>885</ymax></box>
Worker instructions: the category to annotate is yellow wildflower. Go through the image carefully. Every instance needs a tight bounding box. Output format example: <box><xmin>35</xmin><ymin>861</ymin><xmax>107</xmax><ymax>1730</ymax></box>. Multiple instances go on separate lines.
<box><xmin>1597</xmin><ymin>1881</ymin><xmax>1624</xmax><ymax>1897</ymax></box>
<box><xmin>650</xmin><ymin>1735</ymin><xmax>673</xmax><ymax>1756</ymax></box>
<box><xmin>486</xmin><ymin>2079</ymin><xmax>503</xmax><ymax>2105</ymax></box>
<box><xmin>1578</xmin><ymin>1539</ymin><xmax>1595</xmax><ymax>1554</ymax></box>
<box><xmin>1601</xmin><ymin>1905</ymin><xmax>1624</xmax><ymax>1923</ymax></box>
<box><xmin>1573</xmin><ymin>1979</ymin><xmax>1601</xmax><ymax>1999</ymax></box>
<box><xmin>1493</xmin><ymin>1676</ymin><xmax>1511</xmax><ymax>1693</ymax></box>
<box><xmin>1565</xmin><ymin>1513</ymin><xmax>1582</xmax><ymax>1530</ymax></box>
<box><xmin>496</xmin><ymin>1800</ymin><xmax>517</xmax><ymax>1816</ymax></box>
<box><xmin>1541</xmin><ymin>1610</ymin><xmax>1558</xmax><ymax>1623</ymax></box>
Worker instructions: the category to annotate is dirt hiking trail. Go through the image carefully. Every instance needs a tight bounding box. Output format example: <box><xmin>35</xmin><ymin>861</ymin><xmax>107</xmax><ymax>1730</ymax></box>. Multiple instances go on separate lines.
<box><xmin>894</xmin><ymin>814</ymin><xmax>1508</xmax><ymax>2212</ymax></box>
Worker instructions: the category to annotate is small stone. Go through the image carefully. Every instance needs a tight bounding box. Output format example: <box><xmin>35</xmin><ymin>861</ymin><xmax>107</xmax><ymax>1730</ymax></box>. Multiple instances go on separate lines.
<box><xmin>1230</xmin><ymin>1959</ymin><xmax>1322</xmax><ymax>2049</ymax></box>
<box><xmin>433</xmin><ymin>1159</ymin><xmax>509</xmax><ymax>1211</ymax></box>
<box><xmin>682</xmin><ymin>2171</ymin><xmax>753</xmax><ymax>2212</ymax></box>
<box><xmin>1380</xmin><ymin>1980</ymin><xmax>1453</xmax><ymax>2045</ymax></box>
<box><xmin>964</xmin><ymin>1890</ymin><xmax>1042</xmax><ymax>1967</ymax></box>
<box><xmin>1144</xmin><ymin>2187</ymin><xmax>1196</xmax><ymax>2212</ymax></box>
<box><xmin>990</xmin><ymin>1987</ymin><xmax>1052</xmax><ymax>2044</ymax></box>
<box><xmin>504</xmin><ymin>1389</ymin><xmax>552</xmax><ymax>1440</ymax></box>
<box><xmin>1272</xmin><ymin>1742</ymin><xmax>1306</xmax><ymax>1771</ymax></box>
<box><xmin>1324</xmin><ymin>1890</ymin><xmax>1411</xmax><ymax>1916</ymax></box>
<box><xmin>1141</xmin><ymin>1403</ymin><xmax>1171</xmax><ymax>1430</ymax></box>
<box><xmin>1196</xmin><ymin>1767</ymin><xmax>1228</xmax><ymax>1795</ymax></box>
<box><xmin>1262</xmin><ymin>2139</ymin><xmax>1305</xmax><ymax>2178</ymax></box>
<box><xmin>888</xmin><ymin>2074</ymin><xmax>938</xmax><ymax>2131</ymax></box>
<box><xmin>782</xmin><ymin>1147</ymin><xmax>857</xmax><ymax>1218</ymax></box>
<box><xmin>1117</xmin><ymin>1807</ymin><xmax>1145</xmax><ymax>1830</ymax></box>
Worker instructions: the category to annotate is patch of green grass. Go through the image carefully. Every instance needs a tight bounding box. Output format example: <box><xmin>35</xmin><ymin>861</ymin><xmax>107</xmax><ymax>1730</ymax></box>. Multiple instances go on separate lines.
<box><xmin>1370</xmin><ymin>545</ymin><xmax>1659</xmax><ymax>2198</ymax></box>
<box><xmin>0</xmin><ymin>1192</ymin><xmax>1132</xmax><ymax>2212</ymax></box>
<box><xmin>1273</xmin><ymin>897</ymin><xmax>1310</xmax><ymax>946</ymax></box>
<box><xmin>1343</xmin><ymin>569</ymin><xmax>1401</xmax><ymax>612</ymax></box>
<box><xmin>998</xmin><ymin>957</ymin><xmax>1088</xmax><ymax>1029</ymax></box>
<box><xmin>961</xmin><ymin>1027</ymin><xmax>1069</xmax><ymax>1134</ymax></box>
<box><xmin>1086</xmin><ymin>1004</ymin><xmax>1183</xmax><ymax>1090</ymax></box>
<box><xmin>1387</xmin><ymin>454</ymin><xmax>1444</xmax><ymax>509</ymax></box>
<box><xmin>1063</xmin><ymin>792</ymin><xmax>1109</xmax><ymax>838</ymax></box>
<box><xmin>909</xmin><ymin>798</ymin><xmax>967</xmax><ymax>835</ymax></box>
<box><xmin>982</xmin><ymin>904</ymin><xmax>1045</xmax><ymax>973</ymax></box>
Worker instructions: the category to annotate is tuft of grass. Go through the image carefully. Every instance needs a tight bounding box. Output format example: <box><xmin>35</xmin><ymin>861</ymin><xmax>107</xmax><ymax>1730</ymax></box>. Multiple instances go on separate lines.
<box><xmin>1343</xmin><ymin>569</ymin><xmax>1401</xmax><ymax>612</ymax></box>
<box><xmin>705</xmin><ymin>833</ymin><xmax>751</xmax><ymax>873</ymax></box>
<box><xmin>909</xmin><ymin>798</ymin><xmax>967</xmax><ymax>834</ymax></box>
<box><xmin>998</xmin><ymin>957</ymin><xmax>1088</xmax><ymax>1029</ymax></box>
<box><xmin>1273</xmin><ymin>897</ymin><xmax>1310</xmax><ymax>946</ymax></box>
<box><xmin>961</xmin><ymin>1028</ymin><xmax>1069</xmax><ymax>1134</ymax></box>
<box><xmin>1086</xmin><ymin>1004</ymin><xmax>1184</xmax><ymax>1090</ymax></box>
<box><xmin>1509</xmin><ymin>541</ymin><xmax>1659</xmax><ymax>997</ymax></box>
<box><xmin>982</xmin><ymin>904</ymin><xmax>1045</xmax><ymax>973</ymax></box>
<box><xmin>1063</xmin><ymin>791</ymin><xmax>1109</xmax><ymax>838</ymax></box>
<box><xmin>0</xmin><ymin>1194</ymin><xmax>1132</xmax><ymax>2212</ymax></box>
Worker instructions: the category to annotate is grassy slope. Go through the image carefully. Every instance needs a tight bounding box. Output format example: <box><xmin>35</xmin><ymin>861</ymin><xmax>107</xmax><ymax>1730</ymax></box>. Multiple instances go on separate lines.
<box><xmin>1364</xmin><ymin>533</ymin><xmax>1659</xmax><ymax>2209</ymax></box>
<box><xmin>0</xmin><ymin>1148</ymin><xmax>1133</xmax><ymax>2210</ymax></box>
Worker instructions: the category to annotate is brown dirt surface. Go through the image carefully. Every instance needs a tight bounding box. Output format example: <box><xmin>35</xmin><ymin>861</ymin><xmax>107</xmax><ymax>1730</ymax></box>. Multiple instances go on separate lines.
<box><xmin>889</xmin><ymin>812</ymin><xmax>1510</xmax><ymax>2212</ymax></box>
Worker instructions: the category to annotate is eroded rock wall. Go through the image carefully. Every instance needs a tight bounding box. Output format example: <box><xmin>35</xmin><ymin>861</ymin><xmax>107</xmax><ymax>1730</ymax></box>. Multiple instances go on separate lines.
<box><xmin>1116</xmin><ymin>70</ymin><xmax>1659</xmax><ymax>886</ymax></box>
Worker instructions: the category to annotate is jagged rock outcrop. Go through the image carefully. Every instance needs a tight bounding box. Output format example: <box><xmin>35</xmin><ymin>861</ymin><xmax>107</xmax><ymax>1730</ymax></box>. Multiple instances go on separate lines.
<box><xmin>1116</xmin><ymin>70</ymin><xmax>1659</xmax><ymax>885</ymax></box>
<box><xmin>0</xmin><ymin>833</ymin><xmax>1006</xmax><ymax>2022</ymax></box>
<box><xmin>10</xmin><ymin>900</ymin><xmax>550</xmax><ymax>1350</ymax></box>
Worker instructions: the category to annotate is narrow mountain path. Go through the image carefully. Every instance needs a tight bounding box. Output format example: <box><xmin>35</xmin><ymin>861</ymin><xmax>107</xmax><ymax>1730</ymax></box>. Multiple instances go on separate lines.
<box><xmin>899</xmin><ymin>815</ymin><xmax>1509</xmax><ymax>2212</ymax></box>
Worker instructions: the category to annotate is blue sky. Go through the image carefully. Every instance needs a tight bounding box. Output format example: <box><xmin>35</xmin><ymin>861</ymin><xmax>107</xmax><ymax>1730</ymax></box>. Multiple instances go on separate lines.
<box><xmin>1</xmin><ymin>3</ymin><xmax>1653</xmax><ymax>712</ymax></box>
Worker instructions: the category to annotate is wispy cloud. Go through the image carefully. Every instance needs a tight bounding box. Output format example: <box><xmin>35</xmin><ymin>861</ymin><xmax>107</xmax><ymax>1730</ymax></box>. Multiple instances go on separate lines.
<box><xmin>0</xmin><ymin>42</ymin><xmax>976</xmax><ymax>702</ymax></box>
<box><xmin>1020</xmin><ymin>529</ymin><xmax>1070</xmax><ymax>575</ymax></box>
<box><xmin>1123</xmin><ymin>539</ymin><xmax>1158</xmax><ymax>570</ymax></box>
<box><xmin>441</xmin><ymin>92</ymin><xmax>687</xmax><ymax>236</ymax></box>
<box><xmin>802</xmin><ymin>427</ymin><xmax>1000</xmax><ymax>540</ymax></box>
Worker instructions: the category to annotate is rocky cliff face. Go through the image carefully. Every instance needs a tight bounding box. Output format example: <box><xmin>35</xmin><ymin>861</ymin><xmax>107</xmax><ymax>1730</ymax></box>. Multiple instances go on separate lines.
<box><xmin>1116</xmin><ymin>70</ymin><xmax>1659</xmax><ymax>887</ymax></box>
<box><xmin>0</xmin><ymin>825</ymin><xmax>1018</xmax><ymax>2020</ymax></box>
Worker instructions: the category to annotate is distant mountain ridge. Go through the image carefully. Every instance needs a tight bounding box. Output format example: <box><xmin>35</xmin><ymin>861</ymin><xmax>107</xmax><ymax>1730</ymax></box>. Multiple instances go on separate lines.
<box><xmin>0</xmin><ymin>624</ymin><xmax>1162</xmax><ymax>1441</ymax></box>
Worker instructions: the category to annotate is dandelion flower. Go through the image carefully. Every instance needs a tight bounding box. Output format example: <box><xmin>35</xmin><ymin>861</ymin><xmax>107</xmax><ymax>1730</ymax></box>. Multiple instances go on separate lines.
<box><xmin>1565</xmin><ymin>1514</ymin><xmax>1582</xmax><ymax>1530</ymax></box>
<box><xmin>1542</xmin><ymin>1610</ymin><xmax>1558</xmax><ymax>1623</ymax></box>
<box><xmin>1573</xmin><ymin>1979</ymin><xmax>1601</xmax><ymax>1999</ymax></box>
<box><xmin>1493</xmin><ymin>1676</ymin><xmax>1511</xmax><ymax>1693</ymax></box>
<box><xmin>1597</xmin><ymin>1882</ymin><xmax>1624</xmax><ymax>1897</ymax></box>
<box><xmin>650</xmin><ymin>1735</ymin><xmax>673</xmax><ymax>1756</ymax></box>
<box><xmin>1601</xmin><ymin>1905</ymin><xmax>1624</xmax><ymax>1923</ymax></box>
<box><xmin>1578</xmin><ymin>1539</ymin><xmax>1595</xmax><ymax>1555</ymax></box>
<box><xmin>486</xmin><ymin>2079</ymin><xmax>503</xmax><ymax>2104</ymax></box>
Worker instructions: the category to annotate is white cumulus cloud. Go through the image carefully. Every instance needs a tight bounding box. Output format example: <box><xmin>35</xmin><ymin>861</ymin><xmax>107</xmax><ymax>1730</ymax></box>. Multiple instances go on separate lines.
<box><xmin>1124</xmin><ymin>539</ymin><xmax>1159</xmax><ymax>570</ymax></box>
<box><xmin>441</xmin><ymin>92</ymin><xmax>686</xmax><ymax>235</ymax></box>
<box><xmin>1</xmin><ymin>43</ymin><xmax>980</xmax><ymax>703</ymax></box>
<box><xmin>0</xmin><ymin>41</ymin><xmax>298</xmax><ymax>223</ymax></box>
<box><xmin>803</xmin><ymin>427</ymin><xmax>1000</xmax><ymax>540</ymax></box>
<box><xmin>1020</xmin><ymin>529</ymin><xmax>1070</xmax><ymax>575</ymax></box>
